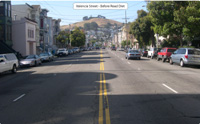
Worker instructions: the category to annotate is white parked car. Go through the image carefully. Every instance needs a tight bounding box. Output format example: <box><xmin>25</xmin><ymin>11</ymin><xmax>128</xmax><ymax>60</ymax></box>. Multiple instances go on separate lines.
<box><xmin>57</xmin><ymin>48</ymin><xmax>68</xmax><ymax>56</ymax></box>
<box><xmin>0</xmin><ymin>53</ymin><xmax>19</xmax><ymax>74</ymax></box>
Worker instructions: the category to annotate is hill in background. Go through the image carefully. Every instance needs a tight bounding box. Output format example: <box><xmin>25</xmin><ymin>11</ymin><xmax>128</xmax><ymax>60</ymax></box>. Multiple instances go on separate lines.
<box><xmin>60</xmin><ymin>18</ymin><xmax>123</xmax><ymax>30</ymax></box>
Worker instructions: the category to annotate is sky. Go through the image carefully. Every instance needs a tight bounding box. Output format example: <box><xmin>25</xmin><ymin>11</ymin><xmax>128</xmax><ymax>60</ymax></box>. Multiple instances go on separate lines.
<box><xmin>11</xmin><ymin>1</ymin><xmax>148</xmax><ymax>26</ymax></box>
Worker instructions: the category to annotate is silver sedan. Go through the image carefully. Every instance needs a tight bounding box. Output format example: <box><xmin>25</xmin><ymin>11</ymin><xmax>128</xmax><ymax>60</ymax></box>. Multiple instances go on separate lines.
<box><xmin>125</xmin><ymin>50</ymin><xmax>141</xmax><ymax>60</ymax></box>
<box><xmin>20</xmin><ymin>55</ymin><xmax>42</xmax><ymax>67</ymax></box>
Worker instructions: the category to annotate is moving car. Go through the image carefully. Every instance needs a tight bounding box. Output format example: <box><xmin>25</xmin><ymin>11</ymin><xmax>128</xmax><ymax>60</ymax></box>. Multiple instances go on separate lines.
<box><xmin>125</xmin><ymin>50</ymin><xmax>141</xmax><ymax>60</ymax></box>
<box><xmin>20</xmin><ymin>55</ymin><xmax>41</xmax><ymax>67</ymax></box>
<box><xmin>157</xmin><ymin>47</ymin><xmax>177</xmax><ymax>62</ymax></box>
<box><xmin>57</xmin><ymin>48</ymin><xmax>68</xmax><ymax>56</ymax></box>
<box><xmin>0</xmin><ymin>53</ymin><xmax>19</xmax><ymax>74</ymax></box>
<box><xmin>169</xmin><ymin>48</ymin><xmax>200</xmax><ymax>67</ymax></box>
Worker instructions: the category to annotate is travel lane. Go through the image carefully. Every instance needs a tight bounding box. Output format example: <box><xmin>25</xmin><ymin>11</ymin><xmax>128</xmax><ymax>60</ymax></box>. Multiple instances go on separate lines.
<box><xmin>102</xmin><ymin>49</ymin><xmax>200</xmax><ymax>124</ymax></box>
<box><xmin>0</xmin><ymin>51</ymin><xmax>107</xmax><ymax>124</ymax></box>
<box><xmin>109</xmin><ymin>50</ymin><xmax>200</xmax><ymax>94</ymax></box>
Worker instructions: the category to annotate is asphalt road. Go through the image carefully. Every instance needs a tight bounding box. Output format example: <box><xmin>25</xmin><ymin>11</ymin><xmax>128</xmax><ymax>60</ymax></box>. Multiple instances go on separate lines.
<box><xmin>0</xmin><ymin>49</ymin><xmax>200</xmax><ymax>124</ymax></box>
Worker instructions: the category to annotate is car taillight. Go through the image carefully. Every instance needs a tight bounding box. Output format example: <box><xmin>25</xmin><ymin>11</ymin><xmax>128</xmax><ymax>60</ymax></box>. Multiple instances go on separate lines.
<box><xmin>184</xmin><ymin>55</ymin><xmax>188</xmax><ymax>59</ymax></box>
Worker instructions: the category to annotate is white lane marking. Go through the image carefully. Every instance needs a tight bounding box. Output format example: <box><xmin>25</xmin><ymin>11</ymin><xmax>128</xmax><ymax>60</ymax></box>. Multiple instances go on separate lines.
<box><xmin>127</xmin><ymin>62</ymin><xmax>131</xmax><ymax>64</ymax></box>
<box><xmin>121</xmin><ymin>58</ymin><xmax>124</xmax><ymax>60</ymax></box>
<box><xmin>162</xmin><ymin>84</ymin><xmax>178</xmax><ymax>94</ymax></box>
<box><xmin>13</xmin><ymin>94</ymin><xmax>26</xmax><ymax>102</ymax></box>
<box><xmin>138</xmin><ymin>68</ymin><xmax>141</xmax><ymax>70</ymax></box>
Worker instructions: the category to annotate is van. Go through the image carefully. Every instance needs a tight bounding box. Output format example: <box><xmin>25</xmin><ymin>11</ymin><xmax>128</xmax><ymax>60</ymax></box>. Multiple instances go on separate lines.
<box><xmin>0</xmin><ymin>53</ymin><xmax>19</xmax><ymax>74</ymax></box>
<box><xmin>170</xmin><ymin>48</ymin><xmax>200</xmax><ymax>67</ymax></box>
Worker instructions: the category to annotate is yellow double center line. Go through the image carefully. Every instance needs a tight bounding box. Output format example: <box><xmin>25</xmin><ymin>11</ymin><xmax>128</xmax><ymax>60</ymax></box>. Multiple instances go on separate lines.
<box><xmin>99</xmin><ymin>50</ymin><xmax>111</xmax><ymax>124</ymax></box>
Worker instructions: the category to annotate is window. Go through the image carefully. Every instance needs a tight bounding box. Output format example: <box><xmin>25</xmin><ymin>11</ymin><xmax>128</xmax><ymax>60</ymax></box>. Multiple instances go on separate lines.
<box><xmin>0</xmin><ymin>8</ymin><xmax>4</xmax><ymax>16</ymax></box>
<box><xmin>28</xmin><ymin>29</ymin><xmax>34</xmax><ymax>38</ymax></box>
<box><xmin>0</xmin><ymin>3</ymin><xmax>3</xmax><ymax>7</ymax></box>
<box><xmin>5</xmin><ymin>3</ymin><xmax>7</xmax><ymax>9</ymax></box>
<box><xmin>40</xmin><ymin>19</ymin><xmax>43</xmax><ymax>28</ymax></box>
<box><xmin>177</xmin><ymin>49</ymin><xmax>186</xmax><ymax>54</ymax></box>
<box><xmin>8</xmin><ymin>4</ymin><xmax>10</xmax><ymax>17</ymax></box>
<box><xmin>6</xmin><ymin>25</ymin><xmax>11</xmax><ymax>41</ymax></box>
<box><xmin>188</xmin><ymin>49</ymin><xmax>200</xmax><ymax>55</ymax></box>
<box><xmin>0</xmin><ymin>25</ymin><xmax>4</xmax><ymax>41</ymax></box>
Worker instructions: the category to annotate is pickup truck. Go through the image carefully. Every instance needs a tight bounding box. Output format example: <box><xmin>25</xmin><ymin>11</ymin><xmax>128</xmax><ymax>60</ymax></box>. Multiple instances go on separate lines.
<box><xmin>0</xmin><ymin>53</ymin><xmax>19</xmax><ymax>74</ymax></box>
<box><xmin>147</xmin><ymin>48</ymin><xmax>161</xmax><ymax>59</ymax></box>
<box><xmin>157</xmin><ymin>47</ymin><xmax>177</xmax><ymax>62</ymax></box>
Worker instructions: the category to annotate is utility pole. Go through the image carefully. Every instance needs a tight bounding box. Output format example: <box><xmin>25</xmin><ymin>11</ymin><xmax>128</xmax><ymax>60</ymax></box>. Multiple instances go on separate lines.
<box><xmin>122</xmin><ymin>10</ymin><xmax>129</xmax><ymax>48</ymax></box>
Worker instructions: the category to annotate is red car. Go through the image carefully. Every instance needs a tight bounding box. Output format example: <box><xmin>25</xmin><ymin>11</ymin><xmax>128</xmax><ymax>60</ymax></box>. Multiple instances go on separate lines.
<box><xmin>157</xmin><ymin>47</ymin><xmax>177</xmax><ymax>62</ymax></box>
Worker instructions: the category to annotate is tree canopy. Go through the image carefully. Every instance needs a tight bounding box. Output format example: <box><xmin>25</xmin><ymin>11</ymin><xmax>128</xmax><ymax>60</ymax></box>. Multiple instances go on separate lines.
<box><xmin>84</xmin><ymin>22</ymin><xmax>99</xmax><ymax>31</ymax></box>
<box><xmin>70</xmin><ymin>27</ymin><xmax>86</xmax><ymax>47</ymax></box>
<box><xmin>130</xmin><ymin>10</ymin><xmax>155</xmax><ymax>48</ymax></box>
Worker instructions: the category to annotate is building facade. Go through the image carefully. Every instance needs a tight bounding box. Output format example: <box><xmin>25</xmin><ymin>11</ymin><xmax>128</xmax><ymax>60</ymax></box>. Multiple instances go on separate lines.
<box><xmin>0</xmin><ymin>1</ymin><xmax>12</xmax><ymax>46</ymax></box>
<box><xmin>12</xmin><ymin>18</ymin><xmax>37</xmax><ymax>56</ymax></box>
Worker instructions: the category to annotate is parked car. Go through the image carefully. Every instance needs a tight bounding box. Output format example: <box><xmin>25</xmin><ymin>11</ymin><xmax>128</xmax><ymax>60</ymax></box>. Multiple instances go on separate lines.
<box><xmin>0</xmin><ymin>53</ymin><xmax>19</xmax><ymax>74</ymax></box>
<box><xmin>96</xmin><ymin>47</ymin><xmax>100</xmax><ymax>50</ymax></box>
<box><xmin>147</xmin><ymin>47</ymin><xmax>161</xmax><ymax>59</ymax></box>
<box><xmin>39</xmin><ymin>53</ymin><xmax>51</xmax><ymax>62</ymax></box>
<box><xmin>169</xmin><ymin>48</ymin><xmax>200</xmax><ymax>67</ymax></box>
<box><xmin>157</xmin><ymin>47</ymin><xmax>177</xmax><ymax>62</ymax></box>
<box><xmin>141</xmin><ymin>50</ymin><xmax>148</xmax><ymax>57</ymax></box>
<box><xmin>48</xmin><ymin>52</ymin><xmax>54</xmax><ymax>61</ymax></box>
<box><xmin>83</xmin><ymin>47</ymin><xmax>88</xmax><ymax>51</ymax></box>
<box><xmin>73</xmin><ymin>47</ymin><xmax>80</xmax><ymax>53</ymax></box>
<box><xmin>68</xmin><ymin>49</ymin><xmax>73</xmax><ymax>55</ymax></box>
<box><xmin>111</xmin><ymin>46</ymin><xmax>116</xmax><ymax>51</ymax></box>
<box><xmin>20</xmin><ymin>55</ymin><xmax>41</xmax><ymax>67</ymax></box>
<box><xmin>57</xmin><ymin>48</ymin><xmax>68</xmax><ymax>56</ymax></box>
<box><xmin>125</xmin><ymin>50</ymin><xmax>141</xmax><ymax>60</ymax></box>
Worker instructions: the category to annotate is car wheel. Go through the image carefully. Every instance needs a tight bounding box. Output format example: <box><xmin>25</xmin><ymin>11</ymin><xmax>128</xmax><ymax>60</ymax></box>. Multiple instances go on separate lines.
<box><xmin>138</xmin><ymin>57</ymin><xmax>141</xmax><ymax>60</ymax></box>
<box><xmin>169</xmin><ymin>58</ymin><xmax>173</xmax><ymax>65</ymax></box>
<box><xmin>180</xmin><ymin>60</ymin><xmax>184</xmax><ymax>67</ymax></box>
<box><xmin>12</xmin><ymin>65</ymin><xmax>17</xmax><ymax>74</ymax></box>
<box><xmin>162</xmin><ymin>57</ymin><xmax>165</xmax><ymax>62</ymax></box>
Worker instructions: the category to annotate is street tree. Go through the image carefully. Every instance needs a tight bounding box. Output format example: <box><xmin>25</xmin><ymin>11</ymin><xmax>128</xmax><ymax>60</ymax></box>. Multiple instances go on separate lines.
<box><xmin>174</xmin><ymin>1</ymin><xmax>200</xmax><ymax>39</ymax></box>
<box><xmin>130</xmin><ymin>10</ymin><xmax>155</xmax><ymax>48</ymax></box>
<box><xmin>147</xmin><ymin>1</ymin><xmax>189</xmax><ymax>46</ymax></box>
<box><xmin>70</xmin><ymin>27</ymin><xmax>86</xmax><ymax>47</ymax></box>
<box><xmin>56</xmin><ymin>31</ymin><xmax>70</xmax><ymax>47</ymax></box>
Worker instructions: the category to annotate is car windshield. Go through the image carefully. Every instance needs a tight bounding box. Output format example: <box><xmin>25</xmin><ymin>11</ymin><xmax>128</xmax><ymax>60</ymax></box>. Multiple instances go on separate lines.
<box><xmin>26</xmin><ymin>55</ymin><xmax>35</xmax><ymax>59</ymax></box>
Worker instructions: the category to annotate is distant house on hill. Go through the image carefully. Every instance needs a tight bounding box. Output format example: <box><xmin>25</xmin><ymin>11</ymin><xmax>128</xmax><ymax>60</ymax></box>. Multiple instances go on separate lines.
<box><xmin>83</xmin><ymin>15</ymin><xmax>106</xmax><ymax>21</ymax></box>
